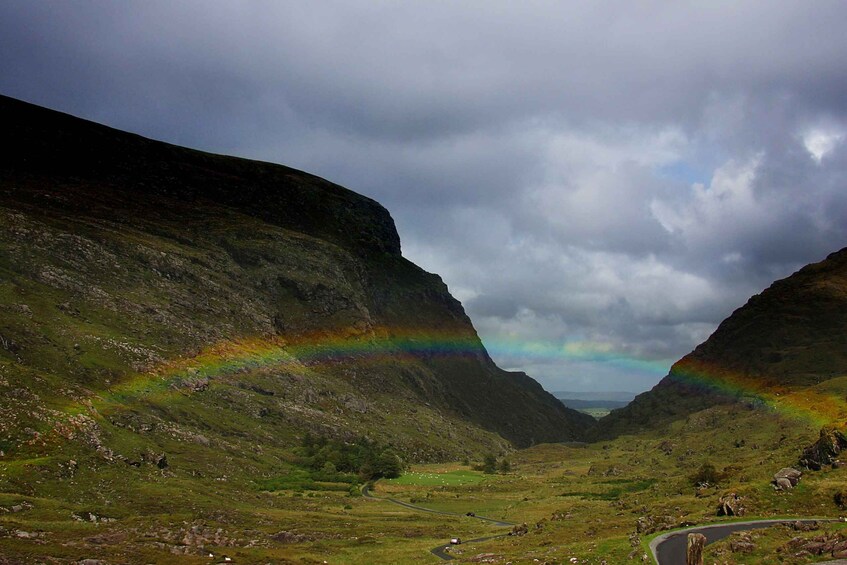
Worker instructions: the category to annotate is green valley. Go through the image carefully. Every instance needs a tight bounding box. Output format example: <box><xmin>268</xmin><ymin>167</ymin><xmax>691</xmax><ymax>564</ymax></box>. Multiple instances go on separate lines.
<box><xmin>2</xmin><ymin>95</ymin><xmax>847</xmax><ymax>564</ymax></box>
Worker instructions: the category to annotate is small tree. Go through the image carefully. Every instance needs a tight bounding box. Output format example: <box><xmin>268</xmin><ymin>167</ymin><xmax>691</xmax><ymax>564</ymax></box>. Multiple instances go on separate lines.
<box><xmin>375</xmin><ymin>450</ymin><xmax>402</xmax><ymax>479</ymax></box>
<box><xmin>482</xmin><ymin>454</ymin><xmax>497</xmax><ymax>474</ymax></box>
<box><xmin>691</xmin><ymin>462</ymin><xmax>720</xmax><ymax>486</ymax></box>
<box><xmin>498</xmin><ymin>459</ymin><xmax>511</xmax><ymax>473</ymax></box>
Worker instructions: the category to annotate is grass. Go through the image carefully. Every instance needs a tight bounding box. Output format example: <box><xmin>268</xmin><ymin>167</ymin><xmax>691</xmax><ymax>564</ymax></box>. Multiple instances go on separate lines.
<box><xmin>2</xmin><ymin>401</ymin><xmax>846</xmax><ymax>563</ymax></box>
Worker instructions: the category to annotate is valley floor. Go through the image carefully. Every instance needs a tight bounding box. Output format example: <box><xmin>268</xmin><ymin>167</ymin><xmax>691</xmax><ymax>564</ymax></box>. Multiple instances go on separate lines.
<box><xmin>3</xmin><ymin>401</ymin><xmax>847</xmax><ymax>564</ymax></box>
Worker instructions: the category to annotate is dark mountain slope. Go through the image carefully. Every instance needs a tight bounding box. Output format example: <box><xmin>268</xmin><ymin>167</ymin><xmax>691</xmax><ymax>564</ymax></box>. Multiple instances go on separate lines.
<box><xmin>595</xmin><ymin>248</ymin><xmax>847</xmax><ymax>439</ymax></box>
<box><xmin>0</xmin><ymin>94</ymin><xmax>593</xmax><ymax>467</ymax></box>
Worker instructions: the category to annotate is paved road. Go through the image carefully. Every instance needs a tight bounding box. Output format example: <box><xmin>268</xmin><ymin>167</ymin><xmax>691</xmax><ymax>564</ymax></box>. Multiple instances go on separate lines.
<box><xmin>361</xmin><ymin>484</ymin><xmax>514</xmax><ymax>560</ymax></box>
<box><xmin>650</xmin><ymin>519</ymin><xmax>840</xmax><ymax>564</ymax></box>
<box><xmin>364</xmin><ymin>485</ymin><xmax>842</xmax><ymax>562</ymax></box>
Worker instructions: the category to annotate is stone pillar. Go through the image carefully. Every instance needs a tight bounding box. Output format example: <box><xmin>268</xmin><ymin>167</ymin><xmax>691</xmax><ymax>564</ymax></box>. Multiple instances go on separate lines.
<box><xmin>686</xmin><ymin>532</ymin><xmax>706</xmax><ymax>565</ymax></box>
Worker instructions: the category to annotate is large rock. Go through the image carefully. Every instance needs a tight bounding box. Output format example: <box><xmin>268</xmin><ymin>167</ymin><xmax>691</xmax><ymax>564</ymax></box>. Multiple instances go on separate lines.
<box><xmin>799</xmin><ymin>426</ymin><xmax>847</xmax><ymax>470</ymax></box>
<box><xmin>717</xmin><ymin>493</ymin><xmax>745</xmax><ymax>516</ymax></box>
<box><xmin>773</xmin><ymin>467</ymin><xmax>802</xmax><ymax>490</ymax></box>
<box><xmin>687</xmin><ymin>533</ymin><xmax>706</xmax><ymax>565</ymax></box>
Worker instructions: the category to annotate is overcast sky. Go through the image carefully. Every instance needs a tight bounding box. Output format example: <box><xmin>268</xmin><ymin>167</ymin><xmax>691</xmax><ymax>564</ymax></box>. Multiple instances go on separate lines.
<box><xmin>2</xmin><ymin>1</ymin><xmax>846</xmax><ymax>394</ymax></box>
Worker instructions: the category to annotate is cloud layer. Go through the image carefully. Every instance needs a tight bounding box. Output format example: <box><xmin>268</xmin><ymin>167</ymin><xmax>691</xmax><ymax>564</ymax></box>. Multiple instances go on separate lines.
<box><xmin>3</xmin><ymin>1</ymin><xmax>846</xmax><ymax>392</ymax></box>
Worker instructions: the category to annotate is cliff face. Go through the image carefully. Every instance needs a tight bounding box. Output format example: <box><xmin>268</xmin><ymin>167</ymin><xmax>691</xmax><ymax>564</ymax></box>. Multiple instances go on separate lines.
<box><xmin>595</xmin><ymin>248</ymin><xmax>847</xmax><ymax>439</ymax></box>
<box><xmin>0</xmin><ymin>94</ymin><xmax>592</xmax><ymax>463</ymax></box>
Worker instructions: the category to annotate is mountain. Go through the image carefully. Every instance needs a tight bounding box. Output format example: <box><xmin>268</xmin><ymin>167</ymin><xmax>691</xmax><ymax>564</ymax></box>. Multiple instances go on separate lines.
<box><xmin>594</xmin><ymin>248</ymin><xmax>847</xmax><ymax>439</ymax></box>
<box><xmin>0</xmin><ymin>93</ymin><xmax>594</xmax><ymax>475</ymax></box>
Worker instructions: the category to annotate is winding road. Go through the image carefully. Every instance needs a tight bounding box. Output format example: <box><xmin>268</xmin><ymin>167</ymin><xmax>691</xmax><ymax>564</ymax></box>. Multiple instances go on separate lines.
<box><xmin>361</xmin><ymin>484</ymin><xmax>515</xmax><ymax>560</ymax></box>
<box><xmin>363</xmin><ymin>484</ymin><xmax>843</xmax><ymax>562</ymax></box>
<box><xmin>650</xmin><ymin>518</ymin><xmax>842</xmax><ymax>564</ymax></box>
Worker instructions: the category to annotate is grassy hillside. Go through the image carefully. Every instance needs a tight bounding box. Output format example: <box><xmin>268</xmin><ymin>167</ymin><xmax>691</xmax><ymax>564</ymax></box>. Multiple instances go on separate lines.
<box><xmin>0</xmin><ymin>95</ymin><xmax>594</xmax><ymax>561</ymax></box>
<box><xmin>596</xmin><ymin>248</ymin><xmax>847</xmax><ymax>439</ymax></box>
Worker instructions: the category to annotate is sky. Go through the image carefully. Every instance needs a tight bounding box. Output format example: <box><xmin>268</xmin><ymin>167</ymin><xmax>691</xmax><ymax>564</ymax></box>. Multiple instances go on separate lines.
<box><xmin>2</xmin><ymin>1</ymin><xmax>846</xmax><ymax>394</ymax></box>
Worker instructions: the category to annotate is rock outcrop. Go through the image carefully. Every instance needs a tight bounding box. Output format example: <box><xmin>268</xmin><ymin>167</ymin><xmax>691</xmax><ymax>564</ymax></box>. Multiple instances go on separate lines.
<box><xmin>799</xmin><ymin>426</ymin><xmax>847</xmax><ymax>470</ymax></box>
<box><xmin>717</xmin><ymin>493</ymin><xmax>745</xmax><ymax>516</ymax></box>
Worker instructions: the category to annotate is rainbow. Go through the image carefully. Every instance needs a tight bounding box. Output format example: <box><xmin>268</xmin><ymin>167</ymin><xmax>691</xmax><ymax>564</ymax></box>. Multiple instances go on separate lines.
<box><xmin>68</xmin><ymin>327</ymin><xmax>845</xmax><ymax>428</ymax></box>
<box><xmin>667</xmin><ymin>356</ymin><xmax>847</xmax><ymax>426</ymax></box>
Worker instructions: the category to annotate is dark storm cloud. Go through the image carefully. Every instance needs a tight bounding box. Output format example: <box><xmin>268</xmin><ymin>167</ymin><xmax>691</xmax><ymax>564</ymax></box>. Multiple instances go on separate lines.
<box><xmin>2</xmin><ymin>1</ymin><xmax>846</xmax><ymax>392</ymax></box>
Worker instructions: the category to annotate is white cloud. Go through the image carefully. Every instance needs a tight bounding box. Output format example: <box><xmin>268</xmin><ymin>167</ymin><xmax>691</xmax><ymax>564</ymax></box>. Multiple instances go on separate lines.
<box><xmin>803</xmin><ymin>128</ymin><xmax>844</xmax><ymax>163</ymax></box>
<box><xmin>650</xmin><ymin>154</ymin><xmax>764</xmax><ymax>242</ymax></box>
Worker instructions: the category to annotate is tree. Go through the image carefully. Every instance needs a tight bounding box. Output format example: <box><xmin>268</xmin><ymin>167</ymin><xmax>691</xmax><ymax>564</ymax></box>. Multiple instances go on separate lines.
<box><xmin>374</xmin><ymin>450</ymin><xmax>402</xmax><ymax>479</ymax></box>
<box><xmin>498</xmin><ymin>459</ymin><xmax>511</xmax><ymax>473</ymax></box>
<box><xmin>482</xmin><ymin>454</ymin><xmax>497</xmax><ymax>474</ymax></box>
<box><xmin>691</xmin><ymin>462</ymin><xmax>720</xmax><ymax>486</ymax></box>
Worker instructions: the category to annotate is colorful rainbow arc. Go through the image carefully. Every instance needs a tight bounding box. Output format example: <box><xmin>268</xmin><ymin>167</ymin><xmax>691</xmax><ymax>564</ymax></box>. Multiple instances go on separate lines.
<box><xmin>76</xmin><ymin>327</ymin><xmax>845</xmax><ymax>427</ymax></box>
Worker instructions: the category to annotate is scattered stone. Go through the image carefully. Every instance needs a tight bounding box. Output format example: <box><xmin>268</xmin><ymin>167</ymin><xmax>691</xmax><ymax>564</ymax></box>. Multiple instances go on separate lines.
<box><xmin>141</xmin><ymin>451</ymin><xmax>169</xmax><ymax>469</ymax></box>
<box><xmin>730</xmin><ymin>539</ymin><xmax>756</xmax><ymax>553</ymax></box>
<box><xmin>469</xmin><ymin>554</ymin><xmax>500</xmax><ymax>563</ymax></box>
<box><xmin>635</xmin><ymin>515</ymin><xmax>675</xmax><ymax>535</ymax></box>
<box><xmin>71</xmin><ymin>511</ymin><xmax>115</xmax><ymax>523</ymax></box>
<box><xmin>551</xmin><ymin>510</ymin><xmax>572</xmax><ymax>521</ymax></box>
<box><xmin>729</xmin><ymin>532</ymin><xmax>756</xmax><ymax>553</ymax></box>
<box><xmin>509</xmin><ymin>523</ymin><xmax>528</xmax><ymax>536</ymax></box>
<box><xmin>271</xmin><ymin>530</ymin><xmax>315</xmax><ymax>544</ymax></box>
<box><xmin>800</xmin><ymin>426</ymin><xmax>847</xmax><ymax>470</ymax></box>
<box><xmin>657</xmin><ymin>440</ymin><xmax>674</xmax><ymax>455</ymax></box>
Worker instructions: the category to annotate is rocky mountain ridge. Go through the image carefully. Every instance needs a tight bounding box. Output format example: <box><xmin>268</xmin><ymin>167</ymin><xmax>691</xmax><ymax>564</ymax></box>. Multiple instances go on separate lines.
<box><xmin>0</xmin><ymin>94</ymin><xmax>593</xmax><ymax>469</ymax></box>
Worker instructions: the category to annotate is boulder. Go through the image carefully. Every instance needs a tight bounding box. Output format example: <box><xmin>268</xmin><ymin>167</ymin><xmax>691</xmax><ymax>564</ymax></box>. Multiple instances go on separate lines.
<box><xmin>687</xmin><ymin>533</ymin><xmax>706</xmax><ymax>565</ymax></box>
<box><xmin>800</xmin><ymin>427</ymin><xmax>847</xmax><ymax>470</ymax></box>
<box><xmin>773</xmin><ymin>467</ymin><xmax>802</xmax><ymax>489</ymax></box>
<box><xmin>775</xmin><ymin>477</ymin><xmax>794</xmax><ymax>491</ymax></box>
<box><xmin>717</xmin><ymin>493</ymin><xmax>745</xmax><ymax>516</ymax></box>
<box><xmin>729</xmin><ymin>539</ymin><xmax>756</xmax><ymax>553</ymax></box>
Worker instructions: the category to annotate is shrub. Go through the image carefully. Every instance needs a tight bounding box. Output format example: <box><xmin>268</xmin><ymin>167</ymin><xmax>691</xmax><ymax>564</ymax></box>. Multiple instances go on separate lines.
<box><xmin>482</xmin><ymin>454</ymin><xmax>497</xmax><ymax>474</ymax></box>
<box><xmin>691</xmin><ymin>462</ymin><xmax>721</xmax><ymax>486</ymax></box>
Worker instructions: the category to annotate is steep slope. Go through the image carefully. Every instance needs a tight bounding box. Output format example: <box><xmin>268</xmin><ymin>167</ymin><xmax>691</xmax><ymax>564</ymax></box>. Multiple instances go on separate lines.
<box><xmin>595</xmin><ymin>248</ymin><xmax>847</xmax><ymax>439</ymax></box>
<box><xmin>0</xmin><ymin>93</ymin><xmax>593</xmax><ymax>473</ymax></box>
